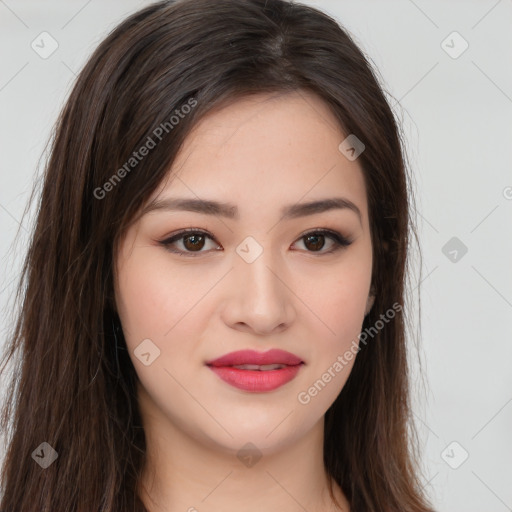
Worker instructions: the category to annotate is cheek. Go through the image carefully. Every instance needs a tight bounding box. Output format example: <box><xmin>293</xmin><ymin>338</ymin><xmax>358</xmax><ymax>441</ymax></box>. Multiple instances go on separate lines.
<box><xmin>115</xmin><ymin>244</ymin><xmax>193</xmax><ymax>351</ymax></box>
<box><xmin>328</xmin><ymin>273</ymin><xmax>369</xmax><ymax>340</ymax></box>
<box><xmin>116</xmin><ymin>254</ymin><xmax>167</xmax><ymax>341</ymax></box>
<box><xmin>115</xmin><ymin>249</ymin><xmax>211</xmax><ymax>422</ymax></box>
<box><xmin>292</xmin><ymin>255</ymin><xmax>371</xmax><ymax>408</ymax></box>
<box><xmin>295</xmin><ymin>254</ymin><xmax>371</xmax><ymax>342</ymax></box>
<box><xmin>115</xmin><ymin>245</ymin><xmax>221</xmax><ymax>369</ymax></box>
<box><xmin>303</xmin><ymin>276</ymin><xmax>364</xmax><ymax>372</ymax></box>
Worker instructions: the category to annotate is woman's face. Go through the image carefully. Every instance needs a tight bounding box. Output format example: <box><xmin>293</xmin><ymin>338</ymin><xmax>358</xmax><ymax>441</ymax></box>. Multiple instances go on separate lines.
<box><xmin>114</xmin><ymin>91</ymin><xmax>373</xmax><ymax>455</ymax></box>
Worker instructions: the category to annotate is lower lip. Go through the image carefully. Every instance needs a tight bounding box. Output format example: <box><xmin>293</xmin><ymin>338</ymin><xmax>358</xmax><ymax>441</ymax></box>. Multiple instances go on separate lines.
<box><xmin>207</xmin><ymin>364</ymin><xmax>303</xmax><ymax>392</ymax></box>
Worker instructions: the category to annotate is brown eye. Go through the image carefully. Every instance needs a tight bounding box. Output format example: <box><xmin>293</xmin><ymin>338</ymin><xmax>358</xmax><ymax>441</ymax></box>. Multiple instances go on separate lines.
<box><xmin>182</xmin><ymin>233</ymin><xmax>206</xmax><ymax>251</ymax></box>
<box><xmin>292</xmin><ymin>229</ymin><xmax>352</xmax><ymax>255</ymax></box>
<box><xmin>303</xmin><ymin>233</ymin><xmax>326</xmax><ymax>251</ymax></box>
<box><xmin>160</xmin><ymin>229</ymin><xmax>220</xmax><ymax>256</ymax></box>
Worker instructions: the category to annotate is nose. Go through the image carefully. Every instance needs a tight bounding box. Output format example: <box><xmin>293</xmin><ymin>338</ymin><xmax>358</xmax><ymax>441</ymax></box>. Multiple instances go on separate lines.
<box><xmin>220</xmin><ymin>244</ymin><xmax>296</xmax><ymax>336</ymax></box>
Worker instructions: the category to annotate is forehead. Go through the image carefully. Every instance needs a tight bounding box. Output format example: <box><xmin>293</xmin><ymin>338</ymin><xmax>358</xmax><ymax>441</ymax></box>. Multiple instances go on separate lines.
<box><xmin>149</xmin><ymin>91</ymin><xmax>368</xmax><ymax>222</ymax></box>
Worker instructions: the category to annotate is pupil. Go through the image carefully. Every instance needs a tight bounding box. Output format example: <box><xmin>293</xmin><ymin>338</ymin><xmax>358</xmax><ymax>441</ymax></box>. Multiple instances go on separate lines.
<box><xmin>305</xmin><ymin>234</ymin><xmax>324</xmax><ymax>251</ymax></box>
<box><xmin>184</xmin><ymin>234</ymin><xmax>204</xmax><ymax>251</ymax></box>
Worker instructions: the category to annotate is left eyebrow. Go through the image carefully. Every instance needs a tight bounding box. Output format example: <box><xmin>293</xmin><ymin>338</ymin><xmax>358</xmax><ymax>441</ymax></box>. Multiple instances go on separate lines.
<box><xmin>281</xmin><ymin>197</ymin><xmax>362</xmax><ymax>226</ymax></box>
<box><xmin>141</xmin><ymin>196</ymin><xmax>362</xmax><ymax>226</ymax></box>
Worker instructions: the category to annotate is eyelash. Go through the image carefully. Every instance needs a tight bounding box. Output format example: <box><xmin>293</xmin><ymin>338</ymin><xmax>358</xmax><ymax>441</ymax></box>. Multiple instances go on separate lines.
<box><xmin>158</xmin><ymin>228</ymin><xmax>352</xmax><ymax>257</ymax></box>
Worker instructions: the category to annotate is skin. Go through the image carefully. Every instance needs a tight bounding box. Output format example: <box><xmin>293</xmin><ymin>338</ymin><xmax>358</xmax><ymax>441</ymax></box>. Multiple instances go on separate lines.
<box><xmin>114</xmin><ymin>90</ymin><xmax>374</xmax><ymax>512</ymax></box>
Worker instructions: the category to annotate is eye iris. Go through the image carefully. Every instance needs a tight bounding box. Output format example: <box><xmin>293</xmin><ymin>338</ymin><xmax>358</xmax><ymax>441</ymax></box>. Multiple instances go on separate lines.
<box><xmin>183</xmin><ymin>234</ymin><xmax>205</xmax><ymax>251</ymax></box>
<box><xmin>304</xmin><ymin>233</ymin><xmax>325</xmax><ymax>251</ymax></box>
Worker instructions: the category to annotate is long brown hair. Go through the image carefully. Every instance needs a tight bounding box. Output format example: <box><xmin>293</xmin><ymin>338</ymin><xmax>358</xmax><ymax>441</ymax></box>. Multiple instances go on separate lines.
<box><xmin>0</xmin><ymin>0</ymin><xmax>434</xmax><ymax>510</ymax></box>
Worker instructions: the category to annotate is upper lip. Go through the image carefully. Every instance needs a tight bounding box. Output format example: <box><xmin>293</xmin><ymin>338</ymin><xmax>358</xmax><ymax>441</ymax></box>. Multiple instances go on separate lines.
<box><xmin>206</xmin><ymin>349</ymin><xmax>303</xmax><ymax>367</ymax></box>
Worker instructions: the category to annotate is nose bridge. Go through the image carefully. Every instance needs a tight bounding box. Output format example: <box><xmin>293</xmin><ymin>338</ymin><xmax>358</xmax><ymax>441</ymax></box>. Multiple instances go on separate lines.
<box><xmin>235</xmin><ymin>235</ymin><xmax>283</xmax><ymax>300</ymax></box>
<box><xmin>227</xmin><ymin>234</ymin><xmax>293</xmax><ymax>332</ymax></box>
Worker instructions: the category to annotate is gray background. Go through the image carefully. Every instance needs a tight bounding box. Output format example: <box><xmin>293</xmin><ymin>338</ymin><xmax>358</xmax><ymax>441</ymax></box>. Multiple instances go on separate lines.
<box><xmin>1</xmin><ymin>1</ymin><xmax>511</xmax><ymax>511</ymax></box>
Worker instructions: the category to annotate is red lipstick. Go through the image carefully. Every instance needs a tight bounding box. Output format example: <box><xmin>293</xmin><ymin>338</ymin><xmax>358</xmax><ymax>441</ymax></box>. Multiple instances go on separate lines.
<box><xmin>206</xmin><ymin>349</ymin><xmax>304</xmax><ymax>392</ymax></box>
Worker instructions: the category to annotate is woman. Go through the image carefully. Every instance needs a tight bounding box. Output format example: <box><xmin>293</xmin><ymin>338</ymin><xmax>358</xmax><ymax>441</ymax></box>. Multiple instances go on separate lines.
<box><xmin>0</xmin><ymin>0</ymin><xmax>435</xmax><ymax>510</ymax></box>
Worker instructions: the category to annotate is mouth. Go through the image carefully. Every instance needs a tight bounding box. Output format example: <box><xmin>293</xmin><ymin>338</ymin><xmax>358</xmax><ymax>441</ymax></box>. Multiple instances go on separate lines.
<box><xmin>228</xmin><ymin>363</ymin><xmax>289</xmax><ymax>371</ymax></box>
<box><xmin>205</xmin><ymin>349</ymin><xmax>304</xmax><ymax>392</ymax></box>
